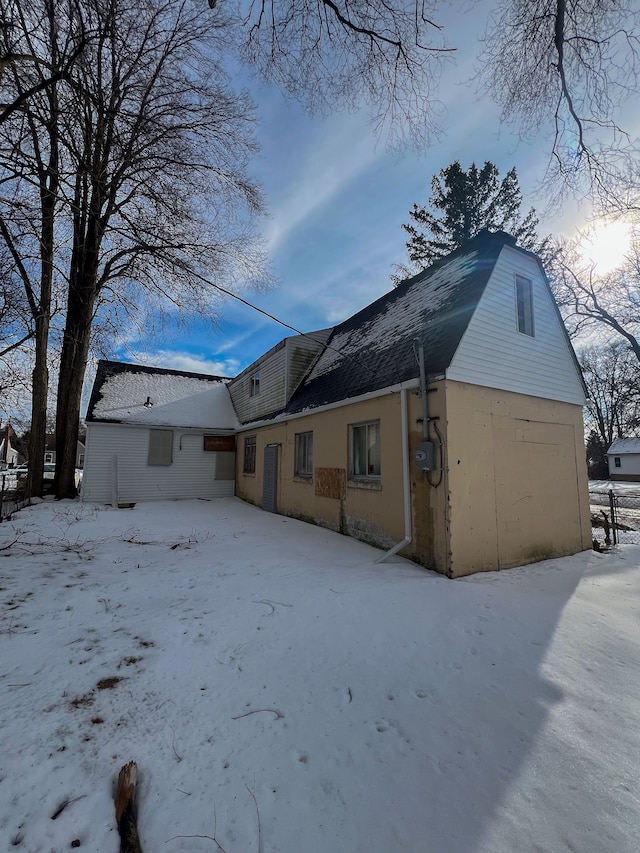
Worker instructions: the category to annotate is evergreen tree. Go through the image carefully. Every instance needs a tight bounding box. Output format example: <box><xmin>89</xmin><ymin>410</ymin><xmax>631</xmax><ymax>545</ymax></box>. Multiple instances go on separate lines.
<box><xmin>396</xmin><ymin>161</ymin><xmax>546</xmax><ymax>281</ymax></box>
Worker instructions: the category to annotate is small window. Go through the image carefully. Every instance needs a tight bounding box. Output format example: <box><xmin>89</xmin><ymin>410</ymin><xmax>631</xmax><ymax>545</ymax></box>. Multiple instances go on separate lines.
<box><xmin>44</xmin><ymin>452</ymin><xmax>54</xmax><ymax>463</ymax></box>
<box><xmin>148</xmin><ymin>429</ymin><xmax>173</xmax><ymax>465</ymax></box>
<box><xmin>295</xmin><ymin>432</ymin><xmax>313</xmax><ymax>477</ymax></box>
<box><xmin>516</xmin><ymin>274</ymin><xmax>534</xmax><ymax>337</ymax></box>
<box><xmin>250</xmin><ymin>372</ymin><xmax>261</xmax><ymax>397</ymax></box>
<box><xmin>243</xmin><ymin>435</ymin><xmax>256</xmax><ymax>474</ymax></box>
<box><xmin>350</xmin><ymin>421</ymin><xmax>381</xmax><ymax>477</ymax></box>
<box><xmin>614</xmin><ymin>456</ymin><xmax>621</xmax><ymax>468</ymax></box>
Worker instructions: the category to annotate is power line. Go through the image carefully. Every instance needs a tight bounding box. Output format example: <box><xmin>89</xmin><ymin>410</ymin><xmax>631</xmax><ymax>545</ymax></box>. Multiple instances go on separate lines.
<box><xmin>190</xmin><ymin>269</ymin><xmax>378</xmax><ymax>378</ymax></box>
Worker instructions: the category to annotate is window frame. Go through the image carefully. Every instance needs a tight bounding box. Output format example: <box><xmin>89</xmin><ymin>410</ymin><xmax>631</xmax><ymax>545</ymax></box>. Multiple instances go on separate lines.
<box><xmin>294</xmin><ymin>431</ymin><xmax>313</xmax><ymax>478</ymax></box>
<box><xmin>250</xmin><ymin>372</ymin><xmax>261</xmax><ymax>397</ymax></box>
<box><xmin>243</xmin><ymin>434</ymin><xmax>257</xmax><ymax>474</ymax></box>
<box><xmin>349</xmin><ymin>420</ymin><xmax>381</xmax><ymax>479</ymax></box>
<box><xmin>614</xmin><ymin>456</ymin><xmax>621</xmax><ymax>468</ymax></box>
<box><xmin>515</xmin><ymin>274</ymin><xmax>535</xmax><ymax>337</ymax></box>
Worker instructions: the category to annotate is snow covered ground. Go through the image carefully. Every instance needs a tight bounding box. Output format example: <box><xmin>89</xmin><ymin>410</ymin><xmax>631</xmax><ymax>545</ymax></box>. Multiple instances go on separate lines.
<box><xmin>1</xmin><ymin>498</ymin><xmax>639</xmax><ymax>853</ymax></box>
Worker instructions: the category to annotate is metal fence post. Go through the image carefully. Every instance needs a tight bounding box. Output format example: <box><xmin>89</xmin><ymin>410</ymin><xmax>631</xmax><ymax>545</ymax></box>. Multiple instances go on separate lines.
<box><xmin>608</xmin><ymin>489</ymin><xmax>617</xmax><ymax>545</ymax></box>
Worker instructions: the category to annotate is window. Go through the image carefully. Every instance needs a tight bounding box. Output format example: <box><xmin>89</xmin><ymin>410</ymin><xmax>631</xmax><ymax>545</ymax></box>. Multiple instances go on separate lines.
<box><xmin>516</xmin><ymin>274</ymin><xmax>534</xmax><ymax>337</ymax></box>
<box><xmin>250</xmin><ymin>372</ymin><xmax>261</xmax><ymax>397</ymax></box>
<box><xmin>615</xmin><ymin>456</ymin><xmax>621</xmax><ymax>468</ymax></box>
<box><xmin>148</xmin><ymin>429</ymin><xmax>173</xmax><ymax>465</ymax></box>
<box><xmin>350</xmin><ymin>421</ymin><xmax>381</xmax><ymax>477</ymax></box>
<box><xmin>295</xmin><ymin>432</ymin><xmax>313</xmax><ymax>477</ymax></box>
<box><xmin>243</xmin><ymin>435</ymin><xmax>256</xmax><ymax>474</ymax></box>
<box><xmin>44</xmin><ymin>452</ymin><xmax>54</xmax><ymax>463</ymax></box>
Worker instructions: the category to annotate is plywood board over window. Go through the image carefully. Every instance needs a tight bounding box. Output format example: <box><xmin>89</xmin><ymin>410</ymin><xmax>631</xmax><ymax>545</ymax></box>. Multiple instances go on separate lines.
<box><xmin>148</xmin><ymin>429</ymin><xmax>173</xmax><ymax>465</ymax></box>
<box><xmin>315</xmin><ymin>468</ymin><xmax>346</xmax><ymax>500</ymax></box>
<box><xmin>204</xmin><ymin>435</ymin><xmax>236</xmax><ymax>452</ymax></box>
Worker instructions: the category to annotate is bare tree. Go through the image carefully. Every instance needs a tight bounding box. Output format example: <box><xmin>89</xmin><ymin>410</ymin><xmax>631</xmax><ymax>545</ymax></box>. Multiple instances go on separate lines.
<box><xmin>478</xmin><ymin>1</ymin><xmax>640</xmax><ymax>208</ymax></box>
<box><xmin>579</xmin><ymin>341</ymin><xmax>640</xmax><ymax>475</ymax></box>
<box><xmin>1</xmin><ymin>0</ymin><xmax>266</xmax><ymax>497</ymax></box>
<box><xmin>0</xmin><ymin>0</ymin><xmax>76</xmax><ymax>495</ymax></box>
<box><xmin>551</xmin><ymin>232</ymin><xmax>640</xmax><ymax>364</ymax></box>
<box><xmin>0</xmin><ymin>0</ymin><xmax>88</xmax><ymax>125</ymax></box>
<box><xmin>235</xmin><ymin>0</ymin><xmax>455</xmax><ymax>149</ymax></box>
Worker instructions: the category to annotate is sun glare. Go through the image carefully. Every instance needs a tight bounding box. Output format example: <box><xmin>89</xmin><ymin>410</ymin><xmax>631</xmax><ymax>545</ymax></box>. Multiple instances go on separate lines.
<box><xmin>579</xmin><ymin>221</ymin><xmax>633</xmax><ymax>274</ymax></box>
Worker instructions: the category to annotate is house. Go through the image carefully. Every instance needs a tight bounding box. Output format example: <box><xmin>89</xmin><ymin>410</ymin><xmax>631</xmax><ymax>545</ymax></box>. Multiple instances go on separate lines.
<box><xmin>230</xmin><ymin>230</ymin><xmax>591</xmax><ymax>577</ymax></box>
<box><xmin>83</xmin><ymin>230</ymin><xmax>592</xmax><ymax>577</ymax></box>
<box><xmin>0</xmin><ymin>425</ymin><xmax>22</xmax><ymax>467</ymax></box>
<box><xmin>607</xmin><ymin>438</ymin><xmax>640</xmax><ymax>482</ymax></box>
<box><xmin>81</xmin><ymin>361</ymin><xmax>238</xmax><ymax>505</ymax></box>
<box><xmin>44</xmin><ymin>433</ymin><xmax>86</xmax><ymax>468</ymax></box>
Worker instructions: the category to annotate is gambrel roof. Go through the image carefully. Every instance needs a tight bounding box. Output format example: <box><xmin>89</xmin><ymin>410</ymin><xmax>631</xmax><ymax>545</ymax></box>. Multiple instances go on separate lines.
<box><xmin>287</xmin><ymin>230</ymin><xmax>519</xmax><ymax>413</ymax></box>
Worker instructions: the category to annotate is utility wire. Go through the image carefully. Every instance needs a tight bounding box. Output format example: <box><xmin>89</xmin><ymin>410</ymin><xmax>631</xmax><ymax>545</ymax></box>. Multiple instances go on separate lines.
<box><xmin>189</xmin><ymin>269</ymin><xmax>379</xmax><ymax>379</ymax></box>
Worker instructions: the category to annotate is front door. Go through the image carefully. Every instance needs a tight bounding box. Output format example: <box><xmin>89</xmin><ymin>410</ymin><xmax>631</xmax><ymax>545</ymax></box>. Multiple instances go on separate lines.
<box><xmin>262</xmin><ymin>444</ymin><xmax>279</xmax><ymax>513</ymax></box>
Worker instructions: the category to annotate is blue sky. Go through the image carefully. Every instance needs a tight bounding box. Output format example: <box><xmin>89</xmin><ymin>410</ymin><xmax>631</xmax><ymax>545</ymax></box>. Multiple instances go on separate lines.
<box><xmin>109</xmin><ymin>5</ymin><xmax>628</xmax><ymax>382</ymax></box>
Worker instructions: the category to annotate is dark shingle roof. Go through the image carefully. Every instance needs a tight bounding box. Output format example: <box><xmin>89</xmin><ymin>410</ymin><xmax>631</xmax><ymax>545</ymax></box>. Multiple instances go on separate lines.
<box><xmin>286</xmin><ymin>230</ymin><xmax>514</xmax><ymax>413</ymax></box>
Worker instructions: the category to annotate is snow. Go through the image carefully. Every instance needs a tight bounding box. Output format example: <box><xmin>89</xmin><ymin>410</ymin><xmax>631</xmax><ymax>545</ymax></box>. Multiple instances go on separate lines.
<box><xmin>1</xmin><ymin>498</ymin><xmax>640</xmax><ymax>852</ymax></box>
<box><xmin>589</xmin><ymin>479</ymin><xmax>640</xmax><ymax>495</ymax></box>
<box><xmin>607</xmin><ymin>438</ymin><xmax>640</xmax><ymax>455</ymax></box>
<box><xmin>310</xmin><ymin>251</ymin><xmax>479</xmax><ymax>379</ymax></box>
<box><xmin>91</xmin><ymin>372</ymin><xmax>239</xmax><ymax>430</ymax></box>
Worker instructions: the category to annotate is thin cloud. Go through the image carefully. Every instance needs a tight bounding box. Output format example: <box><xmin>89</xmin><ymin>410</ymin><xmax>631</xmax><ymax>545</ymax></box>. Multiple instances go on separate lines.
<box><xmin>261</xmin><ymin>114</ymin><xmax>381</xmax><ymax>252</ymax></box>
<box><xmin>128</xmin><ymin>350</ymin><xmax>242</xmax><ymax>378</ymax></box>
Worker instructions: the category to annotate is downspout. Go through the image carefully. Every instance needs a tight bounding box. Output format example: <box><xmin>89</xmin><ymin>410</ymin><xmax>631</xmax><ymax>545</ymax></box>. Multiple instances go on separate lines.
<box><xmin>376</xmin><ymin>388</ymin><xmax>411</xmax><ymax>563</ymax></box>
<box><xmin>418</xmin><ymin>341</ymin><xmax>429</xmax><ymax>440</ymax></box>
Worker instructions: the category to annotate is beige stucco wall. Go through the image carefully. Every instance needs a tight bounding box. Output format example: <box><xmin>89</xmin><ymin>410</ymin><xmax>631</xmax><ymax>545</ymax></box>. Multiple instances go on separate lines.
<box><xmin>443</xmin><ymin>381</ymin><xmax>592</xmax><ymax>578</ymax></box>
<box><xmin>234</xmin><ymin>380</ymin><xmax>590</xmax><ymax>579</ymax></box>
<box><xmin>235</xmin><ymin>387</ymin><xmax>449</xmax><ymax>568</ymax></box>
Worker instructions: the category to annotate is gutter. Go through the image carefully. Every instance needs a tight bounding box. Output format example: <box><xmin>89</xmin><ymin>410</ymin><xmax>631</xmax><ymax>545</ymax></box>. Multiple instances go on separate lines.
<box><xmin>236</xmin><ymin>377</ymin><xmax>422</xmax><ymax>431</ymax></box>
<box><xmin>376</xmin><ymin>387</ymin><xmax>411</xmax><ymax>563</ymax></box>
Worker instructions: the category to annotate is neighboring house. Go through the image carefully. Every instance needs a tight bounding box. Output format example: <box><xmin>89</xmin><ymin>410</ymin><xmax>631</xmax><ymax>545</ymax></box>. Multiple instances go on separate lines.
<box><xmin>0</xmin><ymin>425</ymin><xmax>21</xmax><ymax>467</ymax></box>
<box><xmin>231</xmin><ymin>230</ymin><xmax>591</xmax><ymax>577</ymax></box>
<box><xmin>82</xmin><ymin>361</ymin><xmax>238</xmax><ymax>504</ymax></box>
<box><xmin>44</xmin><ymin>433</ymin><xmax>86</xmax><ymax>468</ymax></box>
<box><xmin>607</xmin><ymin>438</ymin><xmax>640</xmax><ymax>482</ymax></box>
<box><xmin>83</xmin><ymin>230</ymin><xmax>592</xmax><ymax>577</ymax></box>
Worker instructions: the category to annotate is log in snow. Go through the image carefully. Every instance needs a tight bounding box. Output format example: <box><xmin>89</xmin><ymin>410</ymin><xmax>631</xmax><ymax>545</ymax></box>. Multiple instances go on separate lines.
<box><xmin>115</xmin><ymin>761</ymin><xmax>143</xmax><ymax>853</ymax></box>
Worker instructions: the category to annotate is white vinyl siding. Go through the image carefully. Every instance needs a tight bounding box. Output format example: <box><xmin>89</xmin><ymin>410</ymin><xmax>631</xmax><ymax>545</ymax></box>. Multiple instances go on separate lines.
<box><xmin>229</xmin><ymin>345</ymin><xmax>287</xmax><ymax>422</ymax></box>
<box><xmin>82</xmin><ymin>423</ymin><xmax>235</xmax><ymax>503</ymax></box>
<box><xmin>286</xmin><ymin>330</ymin><xmax>332</xmax><ymax>398</ymax></box>
<box><xmin>228</xmin><ymin>330</ymin><xmax>331</xmax><ymax>423</ymax></box>
<box><xmin>608</xmin><ymin>452</ymin><xmax>640</xmax><ymax>478</ymax></box>
<box><xmin>447</xmin><ymin>246</ymin><xmax>586</xmax><ymax>405</ymax></box>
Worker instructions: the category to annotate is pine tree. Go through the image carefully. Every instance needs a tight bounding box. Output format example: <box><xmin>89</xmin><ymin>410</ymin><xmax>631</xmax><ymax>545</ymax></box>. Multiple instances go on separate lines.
<box><xmin>396</xmin><ymin>161</ymin><xmax>546</xmax><ymax>281</ymax></box>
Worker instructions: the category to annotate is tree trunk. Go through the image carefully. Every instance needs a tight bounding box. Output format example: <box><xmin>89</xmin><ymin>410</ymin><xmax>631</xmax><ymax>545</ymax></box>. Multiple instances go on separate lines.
<box><xmin>28</xmin><ymin>102</ymin><xmax>58</xmax><ymax>498</ymax></box>
<box><xmin>55</xmin><ymin>283</ymin><xmax>95</xmax><ymax>499</ymax></box>
<box><xmin>115</xmin><ymin>761</ymin><xmax>143</xmax><ymax>853</ymax></box>
<box><xmin>28</xmin><ymin>312</ymin><xmax>49</xmax><ymax>498</ymax></box>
